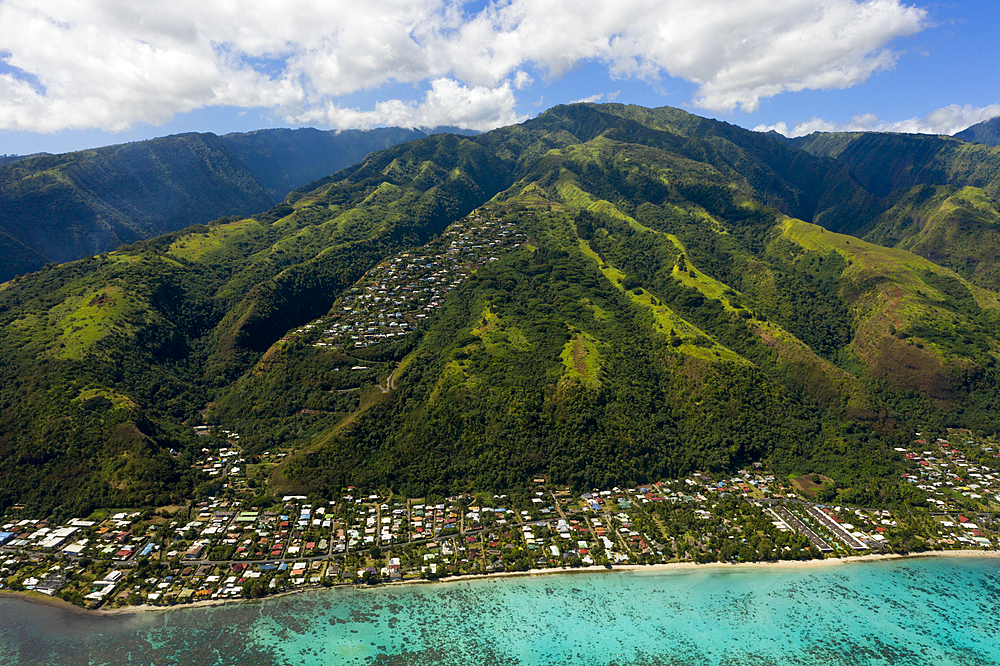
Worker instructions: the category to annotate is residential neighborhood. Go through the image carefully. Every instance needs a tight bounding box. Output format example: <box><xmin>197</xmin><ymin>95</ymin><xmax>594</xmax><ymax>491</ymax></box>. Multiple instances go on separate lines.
<box><xmin>3</xmin><ymin>427</ymin><xmax>999</xmax><ymax>610</ymax></box>
<box><xmin>284</xmin><ymin>212</ymin><xmax>527</xmax><ymax>351</ymax></box>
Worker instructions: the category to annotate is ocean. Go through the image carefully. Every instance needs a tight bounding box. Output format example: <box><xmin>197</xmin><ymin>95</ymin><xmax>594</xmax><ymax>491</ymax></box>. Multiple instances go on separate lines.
<box><xmin>1</xmin><ymin>556</ymin><xmax>998</xmax><ymax>665</ymax></box>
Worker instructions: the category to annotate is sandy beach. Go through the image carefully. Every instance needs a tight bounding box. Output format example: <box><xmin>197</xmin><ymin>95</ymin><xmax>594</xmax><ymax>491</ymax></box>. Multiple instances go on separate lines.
<box><xmin>3</xmin><ymin>548</ymin><xmax>998</xmax><ymax>617</ymax></box>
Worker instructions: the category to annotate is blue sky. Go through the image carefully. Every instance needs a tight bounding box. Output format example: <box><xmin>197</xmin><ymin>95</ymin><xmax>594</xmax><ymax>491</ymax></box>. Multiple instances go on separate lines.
<box><xmin>1</xmin><ymin>0</ymin><xmax>998</xmax><ymax>156</ymax></box>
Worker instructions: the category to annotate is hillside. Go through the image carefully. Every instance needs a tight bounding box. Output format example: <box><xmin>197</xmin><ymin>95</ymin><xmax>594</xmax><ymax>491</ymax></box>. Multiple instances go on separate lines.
<box><xmin>954</xmin><ymin>116</ymin><xmax>1000</xmax><ymax>146</ymax></box>
<box><xmin>789</xmin><ymin>132</ymin><xmax>1000</xmax><ymax>202</ymax></box>
<box><xmin>4</xmin><ymin>103</ymin><xmax>1000</xmax><ymax>515</ymax></box>
<box><xmin>216</xmin><ymin>127</ymin><xmax>431</xmax><ymax>200</ymax></box>
<box><xmin>0</xmin><ymin>127</ymin><xmax>443</xmax><ymax>282</ymax></box>
<box><xmin>789</xmin><ymin>130</ymin><xmax>1000</xmax><ymax>290</ymax></box>
<box><xmin>0</xmin><ymin>133</ymin><xmax>274</xmax><ymax>280</ymax></box>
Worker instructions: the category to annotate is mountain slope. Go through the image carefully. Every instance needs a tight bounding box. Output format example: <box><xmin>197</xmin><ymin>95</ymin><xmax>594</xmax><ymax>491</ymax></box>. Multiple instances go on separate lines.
<box><xmin>954</xmin><ymin>116</ymin><xmax>1000</xmax><ymax>146</ymax></box>
<box><xmin>790</xmin><ymin>132</ymin><xmax>1000</xmax><ymax>202</ymax></box>
<box><xmin>861</xmin><ymin>185</ymin><xmax>1000</xmax><ymax>290</ymax></box>
<box><xmin>5</xmin><ymin>104</ymin><xmax>1000</xmax><ymax>514</ymax></box>
<box><xmin>789</xmin><ymin>130</ymin><xmax>1000</xmax><ymax>291</ymax></box>
<box><xmin>0</xmin><ymin>127</ymin><xmax>450</xmax><ymax>282</ymax></box>
<box><xmin>219</xmin><ymin>106</ymin><xmax>1000</xmax><ymax>505</ymax></box>
<box><xmin>0</xmin><ymin>133</ymin><xmax>274</xmax><ymax>279</ymax></box>
<box><xmin>217</xmin><ymin>127</ymin><xmax>429</xmax><ymax>200</ymax></box>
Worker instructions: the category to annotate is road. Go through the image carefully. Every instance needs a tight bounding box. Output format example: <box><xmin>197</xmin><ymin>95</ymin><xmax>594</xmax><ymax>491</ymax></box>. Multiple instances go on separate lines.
<box><xmin>773</xmin><ymin>506</ymin><xmax>833</xmax><ymax>552</ymax></box>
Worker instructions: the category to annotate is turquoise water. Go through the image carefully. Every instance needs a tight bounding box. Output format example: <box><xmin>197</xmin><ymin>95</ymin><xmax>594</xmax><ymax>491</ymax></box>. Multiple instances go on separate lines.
<box><xmin>1</xmin><ymin>557</ymin><xmax>998</xmax><ymax>665</ymax></box>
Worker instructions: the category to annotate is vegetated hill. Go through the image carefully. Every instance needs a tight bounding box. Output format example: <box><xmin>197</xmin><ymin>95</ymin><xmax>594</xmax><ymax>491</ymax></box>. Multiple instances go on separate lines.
<box><xmin>789</xmin><ymin>130</ymin><xmax>1000</xmax><ymax>290</ymax></box>
<box><xmin>863</xmin><ymin>185</ymin><xmax>1000</xmax><ymax>291</ymax></box>
<box><xmin>0</xmin><ymin>133</ymin><xmax>274</xmax><ymax>279</ymax></box>
<box><xmin>789</xmin><ymin>132</ymin><xmax>1000</xmax><ymax>202</ymax></box>
<box><xmin>217</xmin><ymin>127</ymin><xmax>432</xmax><ymax>200</ymax></box>
<box><xmin>0</xmin><ymin>229</ymin><xmax>49</xmax><ymax>278</ymax></box>
<box><xmin>4</xmin><ymin>103</ymin><xmax>1000</xmax><ymax>516</ymax></box>
<box><xmin>954</xmin><ymin>116</ymin><xmax>1000</xmax><ymax>146</ymax></box>
<box><xmin>0</xmin><ymin>127</ymin><xmax>455</xmax><ymax>282</ymax></box>
<box><xmin>0</xmin><ymin>153</ymin><xmax>50</xmax><ymax>166</ymax></box>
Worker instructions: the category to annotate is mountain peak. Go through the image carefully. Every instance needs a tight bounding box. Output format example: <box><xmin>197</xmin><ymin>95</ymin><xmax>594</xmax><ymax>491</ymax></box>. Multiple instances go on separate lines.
<box><xmin>954</xmin><ymin>116</ymin><xmax>1000</xmax><ymax>146</ymax></box>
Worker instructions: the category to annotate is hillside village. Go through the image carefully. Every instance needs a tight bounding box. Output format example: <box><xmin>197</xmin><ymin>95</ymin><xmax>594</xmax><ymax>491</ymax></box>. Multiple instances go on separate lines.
<box><xmin>285</xmin><ymin>213</ymin><xmax>527</xmax><ymax>351</ymax></box>
<box><xmin>2</xmin><ymin>428</ymin><xmax>999</xmax><ymax>610</ymax></box>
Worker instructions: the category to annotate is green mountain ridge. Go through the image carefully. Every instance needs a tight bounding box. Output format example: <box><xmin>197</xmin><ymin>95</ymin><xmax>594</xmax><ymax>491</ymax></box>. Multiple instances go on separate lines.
<box><xmin>789</xmin><ymin>130</ymin><xmax>1000</xmax><ymax>291</ymax></box>
<box><xmin>954</xmin><ymin>116</ymin><xmax>1000</xmax><ymax>146</ymax></box>
<box><xmin>0</xmin><ymin>133</ymin><xmax>274</xmax><ymax>273</ymax></box>
<box><xmin>3</xmin><ymin>103</ymin><xmax>1000</xmax><ymax>515</ymax></box>
<box><xmin>0</xmin><ymin>127</ymin><xmax>446</xmax><ymax>282</ymax></box>
<box><xmin>217</xmin><ymin>126</ymin><xmax>453</xmax><ymax>200</ymax></box>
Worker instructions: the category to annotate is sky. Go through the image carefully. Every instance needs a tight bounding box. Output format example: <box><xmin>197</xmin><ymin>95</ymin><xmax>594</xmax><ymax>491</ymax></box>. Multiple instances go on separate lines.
<box><xmin>1</xmin><ymin>0</ymin><xmax>999</xmax><ymax>156</ymax></box>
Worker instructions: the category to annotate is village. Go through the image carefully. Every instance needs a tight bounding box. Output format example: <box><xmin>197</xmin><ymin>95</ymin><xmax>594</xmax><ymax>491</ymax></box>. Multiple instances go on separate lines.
<box><xmin>896</xmin><ymin>429</ymin><xmax>1000</xmax><ymax>548</ymax></box>
<box><xmin>285</xmin><ymin>212</ymin><xmax>527</xmax><ymax>351</ymax></box>
<box><xmin>2</xmin><ymin>427</ymin><xmax>1000</xmax><ymax>610</ymax></box>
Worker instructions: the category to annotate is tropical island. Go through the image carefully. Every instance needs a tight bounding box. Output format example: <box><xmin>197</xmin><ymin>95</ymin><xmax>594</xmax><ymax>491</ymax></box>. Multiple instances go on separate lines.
<box><xmin>4</xmin><ymin>105</ymin><xmax>1000</xmax><ymax>616</ymax></box>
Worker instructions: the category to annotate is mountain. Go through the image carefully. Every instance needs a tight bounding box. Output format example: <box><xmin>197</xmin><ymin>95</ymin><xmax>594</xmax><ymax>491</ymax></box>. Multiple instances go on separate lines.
<box><xmin>954</xmin><ymin>116</ymin><xmax>1000</xmax><ymax>146</ymax></box>
<box><xmin>216</xmin><ymin>127</ymin><xmax>434</xmax><ymax>200</ymax></box>
<box><xmin>0</xmin><ymin>153</ymin><xmax>50</xmax><ymax>166</ymax></box>
<box><xmin>0</xmin><ymin>127</ymin><xmax>448</xmax><ymax>282</ymax></box>
<box><xmin>789</xmin><ymin>131</ymin><xmax>1000</xmax><ymax>201</ymax></box>
<box><xmin>0</xmin><ymin>133</ymin><xmax>273</xmax><ymax>276</ymax></box>
<box><xmin>4</xmin><ymin>103</ymin><xmax>1000</xmax><ymax>516</ymax></box>
<box><xmin>789</xmin><ymin>130</ymin><xmax>1000</xmax><ymax>290</ymax></box>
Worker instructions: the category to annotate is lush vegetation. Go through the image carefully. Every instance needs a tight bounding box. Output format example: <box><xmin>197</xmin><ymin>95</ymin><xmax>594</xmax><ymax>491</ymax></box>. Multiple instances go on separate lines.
<box><xmin>0</xmin><ymin>127</ymin><xmax>438</xmax><ymax>281</ymax></box>
<box><xmin>218</xmin><ymin>126</ymin><xmax>429</xmax><ymax>200</ymax></box>
<box><xmin>0</xmin><ymin>133</ymin><xmax>274</xmax><ymax>280</ymax></box>
<box><xmin>4</xmin><ymin>103</ymin><xmax>1000</xmax><ymax>515</ymax></box>
<box><xmin>955</xmin><ymin>116</ymin><xmax>1000</xmax><ymax>146</ymax></box>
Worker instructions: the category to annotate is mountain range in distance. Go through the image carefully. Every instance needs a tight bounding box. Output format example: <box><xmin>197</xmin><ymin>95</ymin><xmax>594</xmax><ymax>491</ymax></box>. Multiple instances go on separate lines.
<box><xmin>0</xmin><ymin>126</ymin><xmax>479</xmax><ymax>282</ymax></box>
<box><xmin>3</xmin><ymin>116</ymin><xmax>1000</xmax><ymax>286</ymax></box>
<box><xmin>954</xmin><ymin>116</ymin><xmax>1000</xmax><ymax>146</ymax></box>
<box><xmin>4</xmin><ymin>104</ymin><xmax>1000</xmax><ymax>516</ymax></box>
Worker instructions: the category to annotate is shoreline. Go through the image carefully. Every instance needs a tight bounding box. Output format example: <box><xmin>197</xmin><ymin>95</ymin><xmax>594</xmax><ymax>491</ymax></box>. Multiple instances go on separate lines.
<box><xmin>4</xmin><ymin>549</ymin><xmax>998</xmax><ymax>616</ymax></box>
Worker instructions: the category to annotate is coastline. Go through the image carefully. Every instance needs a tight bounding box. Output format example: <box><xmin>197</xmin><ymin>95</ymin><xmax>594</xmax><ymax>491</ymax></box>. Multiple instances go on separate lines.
<box><xmin>3</xmin><ymin>548</ymin><xmax>998</xmax><ymax>617</ymax></box>
<box><xmin>0</xmin><ymin>589</ymin><xmax>97</xmax><ymax>615</ymax></box>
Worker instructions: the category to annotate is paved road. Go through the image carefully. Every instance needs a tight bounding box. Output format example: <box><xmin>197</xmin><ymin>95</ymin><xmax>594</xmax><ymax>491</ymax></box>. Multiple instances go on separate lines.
<box><xmin>805</xmin><ymin>506</ymin><xmax>869</xmax><ymax>550</ymax></box>
<box><xmin>773</xmin><ymin>506</ymin><xmax>833</xmax><ymax>552</ymax></box>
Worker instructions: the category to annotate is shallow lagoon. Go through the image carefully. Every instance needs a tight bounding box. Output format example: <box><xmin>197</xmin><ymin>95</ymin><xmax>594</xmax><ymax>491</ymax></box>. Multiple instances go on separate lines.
<box><xmin>2</xmin><ymin>556</ymin><xmax>999</xmax><ymax>665</ymax></box>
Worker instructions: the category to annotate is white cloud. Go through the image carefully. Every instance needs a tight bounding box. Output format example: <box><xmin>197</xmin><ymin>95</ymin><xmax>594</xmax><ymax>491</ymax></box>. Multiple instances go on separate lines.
<box><xmin>571</xmin><ymin>94</ymin><xmax>606</xmax><ymax>104</ymax></box>
<box><xmin>513</xmin><ymin>71</ymin><xmax>534</xmax><ymax>90</ymax></box>
<box><xmin>755</xmin><ymin>104</ymin><xmax>1000</xmax><ymax>137</ymax></box>
<box><xmin>443</xmin><ymin>0</ymin><xmax>926</xmax><ymax>111</ymax></box>
<box><xmin>0</xmin><ymin>0</ymin><xmax>930</xmax><ymax>132</ymax></box>
<box><xmin>293</xmin><ymin>78</ymin><xmax>526</xmax><ymax>130</ymax></box>
<box><xmin>569</xmin><ymin>91</ymin><xmax>623</xmax><ymax>105</ymax></box>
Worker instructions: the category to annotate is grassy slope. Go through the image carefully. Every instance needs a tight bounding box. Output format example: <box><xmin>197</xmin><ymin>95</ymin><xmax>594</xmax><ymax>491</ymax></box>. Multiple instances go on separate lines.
<box><xmin>954</xmin><ymin>117</ymin><xmax>1000</xmax><ymax>146</ymax></box>
<box><xmin>862</xmin><ymin>185</ymin><xmax>1000</xmax><ymax>291</ymax></box>
<box><xmin>269</xmin><ymin>131</ymin><xmax>881</xmax><ymax>497</ymax></box>
<box><xmin>218</xmin><ymin>126</ymin><xmax>428</xmax><ymax>200</ymax></box>
<box><xmin>280</xmin><ymin>194</ymin><xmax>803</xmax><ymax>495</ymax></box>
<box><xmin>0</xmin><ymin>127</ymin><xmax>443</xmax><ymax>282</ymax></box>
<box><xmin>554</xmin><ymin>139</ymin><xmax>873</xmax><ymax>414</ymax></box>
<box><xmin>792</xmin><ymin>131</ymin><xmax>1000</xmax><ymax>219</ymax></box>
<box><xmin>783</xmin><ymin>218</ymin><xmax>1000</xmax><ymax>398</ymax></box>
